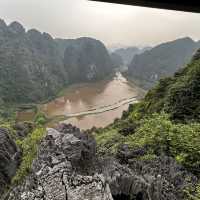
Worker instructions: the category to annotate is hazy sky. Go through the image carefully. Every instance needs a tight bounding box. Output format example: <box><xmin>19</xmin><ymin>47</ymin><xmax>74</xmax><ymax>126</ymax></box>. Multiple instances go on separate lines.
<box><xmin>0</xmin><ymin>0</ymin><xmax>200</xmax><ymax>47</ymax></box>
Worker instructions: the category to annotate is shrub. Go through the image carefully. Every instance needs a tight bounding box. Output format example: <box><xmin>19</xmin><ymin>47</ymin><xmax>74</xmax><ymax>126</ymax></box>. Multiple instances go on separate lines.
<box><xmin>12</xmin><ymin>127</ymin><xmax>46</xmax><ymax>184</ymax></box>
<box><xmin>125</xmin><ymin>113</ymin><xmax>200</xmax><ymax>173</ymax></box>
<box><xmin>95</xmin><ymin>128</ymin><xmax>125</xmax><ymax>155</ymax></box>
<box><xmin>34</xmin><ymin>112</ymin><xmax>47</xmax><ymax>125</ymax></box>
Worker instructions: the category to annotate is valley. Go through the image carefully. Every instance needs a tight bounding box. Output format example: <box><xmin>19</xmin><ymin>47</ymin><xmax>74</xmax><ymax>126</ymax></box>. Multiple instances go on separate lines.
<box><xmin>17</xmin><ymin>72</ymin><xmax>145</xmax><ymax>129</ymax></box>
<box><xmin>0</xmin><ymin>15</ymin><xmax>200</xmax><ymax>200</ymax></box>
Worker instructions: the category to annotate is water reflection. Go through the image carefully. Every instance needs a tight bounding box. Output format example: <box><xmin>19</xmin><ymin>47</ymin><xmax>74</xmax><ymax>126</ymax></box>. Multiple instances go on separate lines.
<box><xmin>40</xmin><ymin>72</ymin><xmax>145</xmax><ymax>129</ymax></box>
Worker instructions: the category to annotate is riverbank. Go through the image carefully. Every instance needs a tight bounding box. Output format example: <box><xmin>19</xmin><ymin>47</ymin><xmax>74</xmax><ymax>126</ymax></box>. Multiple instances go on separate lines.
<box><xmin>16</xmin><ymin>72</ymin><xmax>145</xmax><ymax>129</ymax></box>
<box><xmin>12</xmin><ymin>73</ymin><xmax>117</xmax><ymax>121</ymax></box>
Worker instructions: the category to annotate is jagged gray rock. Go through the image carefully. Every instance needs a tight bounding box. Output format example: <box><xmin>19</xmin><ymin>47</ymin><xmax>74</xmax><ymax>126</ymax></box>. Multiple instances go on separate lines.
<box><xmin>6</xmin><ymin>125</ymin><xmax>113</xmax><ymax>200</ymax></box>
<box><xmin>4</xmin><ymin>124</ymin><xmax>197</xmax><ymax>200</ymax></box>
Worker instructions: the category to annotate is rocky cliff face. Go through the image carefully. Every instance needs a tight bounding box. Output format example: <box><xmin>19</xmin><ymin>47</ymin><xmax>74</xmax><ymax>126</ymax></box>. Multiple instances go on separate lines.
<box><xmin>54</xmin><ymin>38</ymin><xmax>74</xmax><ymax>59</ymax></box>
<box><xmin>110</xmin><ymin>52</ymin><xmax>123</xmax><ymax>68</ymax></box>
<box><xmin>0</xmin><ymin>20</ymin><xmax>114</xmax><ymax>104</ymax></box>
<box><xmin>64</xmin><ymin>37</ymin><xmax>113</xmax><ymax>83</ymax></box>
<box><xmin>0</xmin><ymin>128</ymin><xmax>21</xmax><ymax>195</ymax></box>
<box><xmin>113</xmin><ymin>47</ymin><xmax>151</xmax><ymax>66</ymax></box>
<box><xmin>128</xmin><ymin>37</ymin><xmax>200</xmax><ymax>89</ymax></box>
<box><xmin>4</xmin><ymin>124</ymin><xmax>197</xmax><ymax>200</ymax></box>
<box><xmin>0</xmin><ymin>19</ymin><xmax>68</xmax><ymax>103</ymax></box>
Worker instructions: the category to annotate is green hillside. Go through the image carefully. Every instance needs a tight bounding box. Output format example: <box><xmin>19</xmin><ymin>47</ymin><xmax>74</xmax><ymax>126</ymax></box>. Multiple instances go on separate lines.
<box><xmin>94</xmin><ymin>49</ymin><xmax>200</xmax><ymax>199</ymax></box>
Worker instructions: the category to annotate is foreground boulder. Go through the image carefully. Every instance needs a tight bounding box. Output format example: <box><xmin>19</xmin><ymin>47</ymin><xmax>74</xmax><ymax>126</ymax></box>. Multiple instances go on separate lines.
<box><xmin>0</xmin><ymin>128</ymin><xmax>21</xmax><ymax>195</ymax></box>
<box><xmin>5</xmin><ymin>124</ymin><xmax>197</xmax><ymax>200</ymax></box>
<box><xmin>6</xmin><ymin>125</ymin><xmax>113</xmax><ymax>200</ymax></box>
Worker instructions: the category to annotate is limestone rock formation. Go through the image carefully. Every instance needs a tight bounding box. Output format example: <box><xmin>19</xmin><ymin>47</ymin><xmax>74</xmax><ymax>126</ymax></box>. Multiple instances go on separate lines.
<box><xmin>113</xmin><ymin>46</ymin><xmax>151</xmax><ymax>66</ymax></box>
<box><xmin>0</xmin><ymin>19</ymin><xmax>114</xmax><ymax>104</ymax></box>
<box><xmin>64</xmin><ymin>37</ymin><xmax>113</xmax><ymax>83</ymax></box>
<box><xmin>6</xmin><ymin>125</ymin><xmax>113</xmax><ymax>200</ymax></box>
<box><xmin>110</xmin><ymin>52</ymin><xmax>123</xmax><ymax>68</ymax></box>
<box><xmin>5</xmin><ymin>124</ymin><xmax>196</xmax><ymax>200</ymax></box>
<box><xmin>0</xmin><ymin>19</ymin><xmax>68</xmax><ymax>103</ymax></box>
<box><xmin>128</xmin><ymin>37</ymin><xmax>200</xmax><ymax>89</ymax></box>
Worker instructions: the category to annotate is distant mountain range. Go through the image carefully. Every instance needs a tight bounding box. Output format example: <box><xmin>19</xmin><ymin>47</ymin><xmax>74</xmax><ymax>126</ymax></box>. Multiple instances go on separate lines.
<box><xmin>0</xmin><ymin>18</ymin><xmax>199</xmax><ymax>104</ymax></box>
<box><xmin>127</xmin><ymin>37</ymin><xmax>200</xmax><ymax>89</ymax></box>
<box><xmin>110</xmin><ymin>52</ymin><xmax>124</xmax><ymax>69</ymax></box>
<box><xmin>113</xmin><ymin>46</ymin><xmax>151</xmax><ymax>65</ymax></box>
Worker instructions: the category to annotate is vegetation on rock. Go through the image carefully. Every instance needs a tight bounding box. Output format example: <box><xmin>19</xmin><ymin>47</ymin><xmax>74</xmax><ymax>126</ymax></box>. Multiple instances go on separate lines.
<box><xmin>94</xmin><ymin>50</ymin><xmax>200</xmax><ymax>198</ymax></box>
<box><xmin>12</xmin><ymin>126</ymin><xmax>45</xmax><ymax>184</ymax></box>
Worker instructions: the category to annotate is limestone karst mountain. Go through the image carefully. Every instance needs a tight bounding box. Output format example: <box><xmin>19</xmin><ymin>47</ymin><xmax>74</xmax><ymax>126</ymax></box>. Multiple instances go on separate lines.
<box><xmin>128</xmin><ymin>37</ymin><xmax>200</xmax><ymax>89</ymax></box>
<box><xmin>63</xmin><ymin>37</ymin><xmax>113</xmax><ymax>83</ymax></box>
<box><xmin>113</xmin><ymin>46</ymin><xmax>151</xmax><ymax>66</ymax></box>
<box><xmin>0</xmin><ymin>20</ymin><xmax>114</xmax><ymax>104</ymax></box>
<box><xmin>110</xmin><ymin>52</ymin><xmax>124</xmax><ymax>68</ymax></box>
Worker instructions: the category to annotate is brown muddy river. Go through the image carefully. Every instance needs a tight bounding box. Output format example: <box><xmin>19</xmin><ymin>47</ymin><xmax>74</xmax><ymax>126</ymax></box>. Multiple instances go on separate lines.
<box><xmin>18</xmin><ymin>72</ymin><xmax>145</xmax><ymax>130</ymax></box>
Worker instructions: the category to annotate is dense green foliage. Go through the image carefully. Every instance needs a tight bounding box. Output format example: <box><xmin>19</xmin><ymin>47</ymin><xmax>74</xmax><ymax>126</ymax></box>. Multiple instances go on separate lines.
<box><xmin>95</xmin><ymin>114</ymin><xmax>200</xmax><ymax>172</ymax></box>
<box><xmin>144</xmin><ymin>59</ymin><xmax>200</xmax><ymax>122</ymax></box>
<box><xmin>95</xmin><ymin>128</ymin><xmax>125</xmax><ymax>155</ymax></box>
<box><xmin>34</xmin><ymin>112</ymin><xmax>48</xmax><ymax>125</ymax></box>
<box><xmin>95</xmin><ymin>52</ymin><xmax>200</xmax><ymax>198</ymax></box>
<box><xmin>127</xmin><ymin>114</ymin><xmax>200</xmax><ymax>171</ymax></box>
<box><xmin>96</xmin><ymin>54</ymin><xmax>200</xmax><ymax>160</ymax></box>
